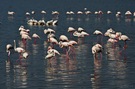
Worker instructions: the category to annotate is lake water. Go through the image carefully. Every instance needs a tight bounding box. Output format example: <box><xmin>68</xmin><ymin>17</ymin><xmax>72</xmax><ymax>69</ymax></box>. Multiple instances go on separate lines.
<box><xmin>0</xmin><ymin>0</ymin><xmax>135</xmax><ymax>89</ymax></box>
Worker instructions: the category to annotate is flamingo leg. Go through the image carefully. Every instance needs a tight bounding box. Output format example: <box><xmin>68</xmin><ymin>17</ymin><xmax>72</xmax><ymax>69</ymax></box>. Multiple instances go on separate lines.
<box><xmin>34</xmin><ymin>38</ymin><xmax>37</xmax><ymax>44</ymax></box>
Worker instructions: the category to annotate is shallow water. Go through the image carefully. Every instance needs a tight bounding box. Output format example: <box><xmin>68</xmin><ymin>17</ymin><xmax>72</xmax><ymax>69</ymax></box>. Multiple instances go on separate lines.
<box><xmin>0</xmin><ymin>0</ymin><xmax>135</xmax><ymax>89</ymax></box>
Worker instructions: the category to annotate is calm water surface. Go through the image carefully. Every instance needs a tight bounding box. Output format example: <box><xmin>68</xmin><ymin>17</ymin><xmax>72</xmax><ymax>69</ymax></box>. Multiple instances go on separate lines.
<box><xmin>0</xmin><ymin>0</ymin><xmax>135</xmax><ymax>89</ymax></box>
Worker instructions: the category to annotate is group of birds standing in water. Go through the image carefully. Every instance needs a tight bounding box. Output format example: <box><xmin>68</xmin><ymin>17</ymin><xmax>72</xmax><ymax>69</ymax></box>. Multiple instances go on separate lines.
<box><xmin>6</xmin><ymin>9</ymin><xmax>131</xmax><ymax>66</ymax></box>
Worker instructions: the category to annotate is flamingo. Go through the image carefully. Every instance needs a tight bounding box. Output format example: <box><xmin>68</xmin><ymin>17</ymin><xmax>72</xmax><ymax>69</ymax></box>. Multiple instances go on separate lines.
<box><xmin>59</xmin><ymin>41</ymin><xmax>72</xmax><ymax>60</ymax></box>
<box><xmin>85</xmin><ymin>11</ymin><xmax>91</xmax><ymax>15</ymax></box>
<box><xmin>45</xmin><ymin>46</ymin><xmax>60</xmax><ymax>65</ymax></box>
<box><xmin>41</xmin><ymin>10</ymin><xmax>46</xmax><ymax>14</ymax></box>
<box><xmin>59</xmin><ymin>35</ymin><xmax>69</xmax><ymax>42</ymax></box>
<box><xmin>8</xmin><ymin>11</ymin><xmax>15</xmax><ymax>16</ymax></box>
<box><xmin>116</xmin><ymin>11</ymin><xmax>121</xmax><ymax>17</ymax></box>
<box><xmin>21</xmin><ymin>34</ymin><xmax>31</xmax><ymax>45</ymax></box>
<box><xmin>66</xmin><ymin>11</ymin><xmax>75</xmax><ymax>15</ymax></box>
<box><xmin>107</xmin><ymin>38</ymin><xmax>118</xmax><ymax>48</ymax></box>
<box><xmin>41</xmin><ymin>10</ymin><xmax>46</xmax><ymax>18</ymax></box>
<box><xmin>52</xmin><ymin>11</ymin><xmax>59</xmax><ymax>15</ymax></box>
<box><xmin>93</xmin><ymin>30</ymin><xmax>103</xmax><ymax>43</ymax></box>
<box><xmin>107</xmin><ymin>38</ymin><xmax>118</xmax><ymax>43</ymax></box>
<box><xmin>38</xmin><ymin>19</ymin><xmax>45</xmax><ymax>26</ymax></box>
<box><xmin>44</xmin><ymin>28</ymin><xmax>55</xmax><ymax>34</ymax></box>
<box><xmin>107</xmin><ymin>11</ymin><xmax>112</xmax><ymax>14</ymax></box>
<box><xmin>32</xmin><ymin>33</ymin><xmax>40</xmax><ymax>44</ymax></box>
<box><xmin>78</xmin><ymin>27</ymin><xmax>85</xmax><ymax>32</ymax></box>
<box><xmin>93</xmin><ymin>30</ymin><xmax>103</xmax><ymax>35</ymax></box>
<box><xmin>25</xmin><ymin>12</ymin><xmax>30</xmax><ymax>16</ymax></box>
<box><xmin>31</xmin><ymin>11</ymin><xmax>35</xmax><ymax>19</ymax></box>
<box><xmin>92</xmin><ymin>44</ymin><xmax>103</xmax><ymax>59</ymax></box>
<box><xmin>125</xmin><ymin>11</ymin><xmax>132</xmax><ymax>18</ymax></box>
<box><xmin>48</xmin><ymin>37</ymin><xmax>59</xmax><ymax>47</ymax></box>
<box><xmin>67</xmin><ymin>27</ymin><xmax>76</xmax><ymax>37</ymax></box>
<box><xmin>46</xmin><ymin>20</ymin><xmax>58</xmax><ymax>26</ymax></box>
<box><xmin>27</xmin><ymin>19</ymin><xmax>38</xmax><ymax>25</ymax></box>
<box><xmin>77</xmin><ymin>11</ymin><xmax>83</xmax><ymax>15</ymax></box>
<box><xmin>67</xmin><ymin>27</ymin><xmax>76</xmax><ymax>33</ymax></box>
<box><xmin>119</xmin><ymin>35</ymin><xmax>130</xmax><ymax>49</ymax></box>
<box><xmin>47</xmin><ymin>46</ymin><xmax>60</xmax><ymax>55</ymax></box>
<box><xmin>6</xmin><ymin>44</ymin><xmax>14</xmax><ymax>62</ymax></box>
<box><xmin>73</xmin><ymin>31</ymin><xmax>84</xmax><ymax>37</ymax></box>
<box><xmin>67</xmin><ymin>40</ymin><xmax>77</xmax><ymax>58</ymax></box>
<box><xmin>14</xmin><ymin>40</ymin><xmax>25</xmax><ymax>60</ymax></box>
<box><xmin>19</xmin><ymin>25</ymin><xmax>25</xmax><ymax>31</ymax></box>
<box><xmin>80</xmin><ymin>31</ymin><xmax>89</xmax><ymax>36</ymax></box>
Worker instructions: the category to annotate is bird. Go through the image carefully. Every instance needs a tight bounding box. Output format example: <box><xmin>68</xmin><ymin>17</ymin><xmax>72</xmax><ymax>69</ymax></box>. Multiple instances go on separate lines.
<box><xmin>25</xmin><ymin>12</ymin><xmax>30</xmax><ymax>16</ymax></box>
<box><xmin>93</xmin><ymin>30</ymin><xmax>103</xmax><ymax>35</ymax></box>
<box><xmin>44</xmin><ymin>28</ymin><xmax>55</xmax><ymax>34</ymax></box>
<box><xmin>77</xmin><ymin>11</ymin><xmax>83</xmax><ymax>15</ymax></box>
<box><xmin>59</xmin><ymin>35</ymin><xmax>69</xmax><ymax>42</ymax></box>
<box><xmin>47</xmin><ymin>46</ymin><xmax>60</xmax><ymax>55</ymax></box>
<box><xmin>8</xmin><ymin>11</ymin><xmax>15</xmax><ymax>16</ymax></box>
<box><xmin>92</xmin><ymin>44</ymin><xmax>103</xmax><ymax>58</ymax></box>
<box><xmin>32</xmin><ymin>33</ymin><xmax>40</xmax><ymax>44</ymax></box>
<box><xmin>67</xmin><ymin>27</ymin><xmax>76</xmax><ymax>33</ymax></box>
<box><xmin>41</xmin><ymin>10</ymin><xmax>46</xmax><ymax>14</ymax></box>
<box><xmin>48</xmin><ymin>37</ymin><xmax>59</xmax><ymax>47</ymax></box>
<box><xmin>45</xmin><ymin>46</ymin><xmax>60</xmax><ymax>61</ymax></box>
<box><xmin>119</xmin><ymin>35</ymin><xmax>130</xmax><ymax>49</ymax></box>
<box><xmin>93</xmin><ymin>30</ymin><xmax>103</xmax><ymax>43</ymax></box>
<box><xmin>107</xmin><ymin>11</ymin><xmax>112</xmax><ymax>14</ymax></box>
<box><xmin>14</xmin><ymin>40</ymin><xmax>25</xmax><ymax>59</ymax></box>
<box><xmin>21</xmin><ymin>34</ymin><xmax>31</xmax><ymax>45</ymax></box>
<box><xmin>6</xmin><ymin>44</ymin><xmax>14</xmax><ymax>62</ymax></box>
<box><xmin>46</xmin><ymin>20</ymin><xmax>58</xmax><ymax>26</ymax></box>
<box><xmin>125</xmin><ymin>11</ymin><xmax>132</xmax><ymax>18</ymax></box>
<box><xmin>85</xmin><ymin>11</ymin><xmax>91</xmax><ymax>15</ymax></box>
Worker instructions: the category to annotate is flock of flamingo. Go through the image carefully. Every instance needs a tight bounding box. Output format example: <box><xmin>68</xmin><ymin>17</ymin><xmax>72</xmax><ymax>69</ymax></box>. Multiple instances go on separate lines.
<box><xmin>6</xmin><ymin>9</ymin><xmax>131</xmax><ymax>65</ymax></box>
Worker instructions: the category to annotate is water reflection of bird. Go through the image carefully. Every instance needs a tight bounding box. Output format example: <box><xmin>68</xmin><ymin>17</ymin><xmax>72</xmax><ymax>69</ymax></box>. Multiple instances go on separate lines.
<box><xmin>91</xmin><ymin>54</ymin><xmax>102</xmax><ymax>89</ymax></box>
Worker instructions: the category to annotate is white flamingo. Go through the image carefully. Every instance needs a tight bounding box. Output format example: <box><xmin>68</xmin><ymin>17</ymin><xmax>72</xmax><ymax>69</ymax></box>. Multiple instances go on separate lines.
<box><xmin>48</xmin><ymin>37</ymin><xmax>59</xmax><ymax>47</ymax></box>
<box><xmin>59</xmin><ymin>35</ymin><xmax>69</xmax><ymax>42</ymax></box>
<box><xmin>6</xmin><ymin>44</ymin><xmax>14</xmax><ymax>62</ymax></box>
<box><xmin>45</xmin><ymin>46</ymin><xmax>60</xmax><ymax>65</ymax></box>
<box><xmin>93</xmin><ymin>30</ymin><xmax>103</xmax><ymax>43</ymax></box>
<box><xmin>14</xmin><ymin>40</ymin><xmax>25</xmax><ymax>53</ymax></box>
<box><xmin>78</xmin><ymin>27</ymin><xmax>85</xmax><ymax>32</ymax></box>
<box><xmin>14</xmin><ymin>40</ymin><xmax>25</xmax><ymax>60</ymax></box>
<box><xmin>25</xmin><ymin>12</ymin><xmax>30</xmax><ymax>16</ymax></box>
<box><xmin>67</xmin><ymin>27</ymin><xmax>76</xmax><ymax>32</ymax></box>
<box><xmin>93</xmin><ymin>30</ymin><xmax>103</xmax><ymax>35</ymax></box>
<box><xmin>44</xmin><ymin>28</ymin><xmax>55</xmax><ymax>34</ymax></box>
<box><xmin>21</xmin><ymin>34</ymin><xmax>31</xmax><ymax>45</ymax></box>
<box><xmin>46</xmin><ymin>20</ymin><xmax>58</xmax><ymax>26</ymax></box>
<box><xmin>8</xmin><ymin>11</ymin><xmax>15</xmax><ymax>16</ymax></box>
<box><xmin>119</xmin><ymin>35</ymin><xmax>130</xmax><ymax>48</ymax></box>
<box><xmin>92</xmin><ymin>44</ymin><xmax>103</xmax><ymax>58</ymax></box>
<box><xmin>125</xmin><ymin>11</ymin><xmax>132</xmax><ymax>17</ymax></box>
<box><xmin>32</xmin><ymin>33</ymin><xmax>40</xmax><ymax>44</ymax></box>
